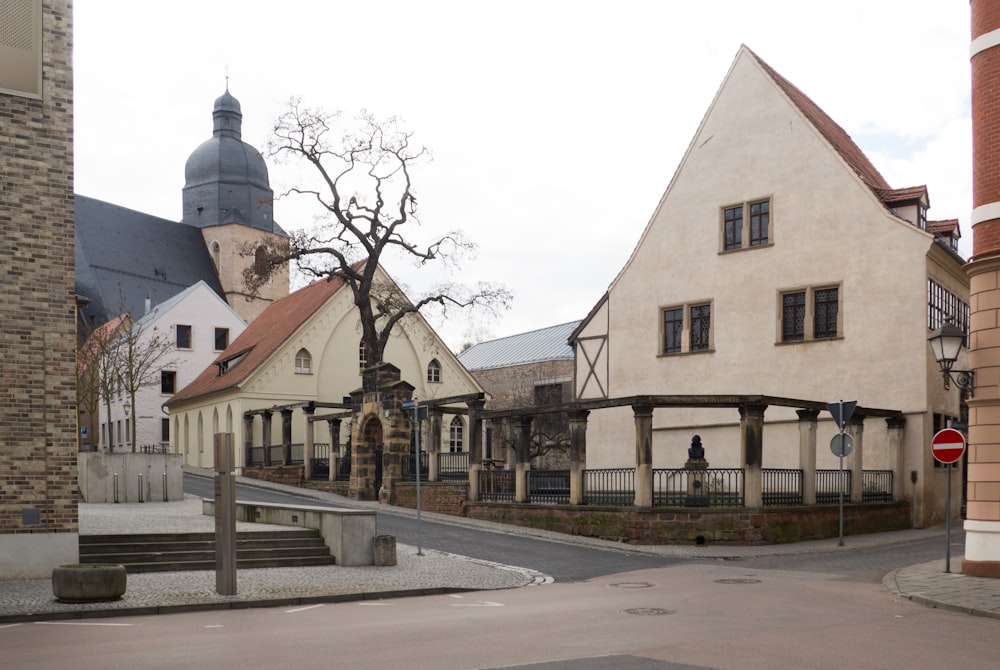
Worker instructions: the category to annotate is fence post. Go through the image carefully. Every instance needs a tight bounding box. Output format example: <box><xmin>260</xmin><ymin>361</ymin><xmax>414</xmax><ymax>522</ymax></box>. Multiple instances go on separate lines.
<box><xmin>514</xmin><ymin>416</ymin><xmax>533</xmax><ymax>503</ymax></box>
<box><xmin>846</xmin><ymin>415</ymin><xmax>865</xmax><ymax>503</ymax></box>
<box><xmin>886</xmin><ymin>416</ymin><xmax>905</xmax><ymax>502</ymax></box>
<box><xmin>797</xmin><ymin>409</ymin><xmax>819</xmax><ymax>505</ymax></box>
<box><xmin>568</xmin><ymin>410</ymin><xmax>589</xmax><ymax>505</ymax></box>
<box><xmin>740</xmin><ymin>403</ymin><xmax>767</xmax><ymax>508</ymax></box>
<box><xmin>633</xmin><ymin>405</ymin><xmax>653</xmax><ymax>507</ymax></box>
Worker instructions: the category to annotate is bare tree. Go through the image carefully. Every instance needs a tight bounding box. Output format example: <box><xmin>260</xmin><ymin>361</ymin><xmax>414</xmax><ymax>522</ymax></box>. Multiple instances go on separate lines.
<box><xmin>115</xmin><ymin>318</ymin><xmax>176</xmax><ymax>452</ymax></box>
<box><xmin>244</xmin><ymin>102</ymin><xmax>510</xmax><ymax>366</ymax></box>
<box><xmin>77</xmin><ymin>316</ymin><xmax>128</xmax><ymax>451</ymax></box>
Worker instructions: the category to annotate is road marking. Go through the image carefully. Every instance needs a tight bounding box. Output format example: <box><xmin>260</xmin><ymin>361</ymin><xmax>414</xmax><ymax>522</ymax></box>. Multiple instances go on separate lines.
<box><xmin>0</xmin><ymin>624</ymin><xmax>22</xmax><ymax>629</ymax></box>
<box><xmin>284</xmin><ymin>604</ymin><xmax>324</xmax><ymax>614</ymax></box>
<box><xmin>451</xmin><ymin>601</ymin><xmax>504</xmax><ymax>607</ymax></box>
<box><xmin>204</xmin><ymin>625</ymin><xmax>224</xmax><ymax>628</ymax></box>
<box><xmin>358</xmin><ymin>602</ymin><xmax>393</xmax><ymax>606</ymax></box>
<box><xmin>35</xmin><ymin>622</ymin><xmax>133</xmax><ymax>627</ymax></box>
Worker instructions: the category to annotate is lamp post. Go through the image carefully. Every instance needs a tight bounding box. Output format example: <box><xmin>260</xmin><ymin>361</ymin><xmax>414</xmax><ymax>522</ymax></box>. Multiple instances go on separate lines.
<box><xmin>928</xmin><ymin>319</ymin><xmax>975</xmax><ymax>397</ymax></box>
<box><xmin>123</xmin><ymin>401</ymin><xmax>131</xmax><ymax>452</ymax></box>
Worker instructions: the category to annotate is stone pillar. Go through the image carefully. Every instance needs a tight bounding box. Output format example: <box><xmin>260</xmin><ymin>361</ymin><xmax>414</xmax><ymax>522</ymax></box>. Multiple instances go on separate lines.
<box><xmin>886</xmin><ymin>416</ymin><xmax>906</xmax><ymax>502</ymax></box>
<box><xmin>965</xmin><ymin>0</ymin><xmax>1000</xmax><ymax>578</ymax></box>
<box><xmin>797</xmin><ymin>409</ymin><xmax>819</xmax><ymax>505</ymax></box>
<box><xmin>428</xmin><ymin>408</ymin><xmax>443</xmax><ymax>483</ymax></box>
<box><xmin>243</xmin><ymin>414</ymin><xmax>254</xmax><ymax>467</ymax></box>
<box><xmin>568</xmin><ymin>410</ymin><xmax>590</xmax><ymax>505</ymax></box>
<box><xmin>513</xmin><ymin>416</ymin><xmax>533</xmax><ymax>503</ymax></box>
<box><xmin>633</xmin><ymin>405</ymin><xmax>653</xmax><ymax>508</ymax></box>
<box><xmin>467</xmin><ymin>399</ymin><xmax>485</xmax><ymax>502</ymax></box>
<box><xmin>846</xmin><ymin>416</ymin><xmax>865</xmax><ymax>503</ymax></box>
<box><xmin>261</xmin><ymin>410</ymin><xmax>273</xmax><ymax>467</ymax></box>
<box><xmin>280</xmin><ymin>408</ymin><xmax>293</xmax><ymax>465</ymax></box>
<box><xmin>327</xmin><ymin>418</ymin><xmax>341</xmax><ymax>482</ymax></box>
<box><xmin>303</xmin><ymin>405</ymin><xmax>316</xmax><ymax>481</ymax></box>
<box><xmin>740</xmin><ymin>404</ymin><xmax>766</xmax><ymax>508</ymax></box>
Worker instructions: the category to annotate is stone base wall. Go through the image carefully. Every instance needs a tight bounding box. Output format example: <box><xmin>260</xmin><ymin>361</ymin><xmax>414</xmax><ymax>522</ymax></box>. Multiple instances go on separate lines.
<box><xmin>393</xmin><ymin>482</ymin><xmax>467</xmax><ymax>514</ymax></box>
<box><xmin>242</xmin><ymin>467</ymin><xmax>350</xmax><ymax>497</ymax></box>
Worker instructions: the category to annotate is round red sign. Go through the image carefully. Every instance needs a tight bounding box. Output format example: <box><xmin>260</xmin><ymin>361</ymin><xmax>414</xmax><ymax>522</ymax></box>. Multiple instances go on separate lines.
<box><xmin>931</xmin><ymin>428</ymin><xmax>966</xmax><ymax>464</ymax></box>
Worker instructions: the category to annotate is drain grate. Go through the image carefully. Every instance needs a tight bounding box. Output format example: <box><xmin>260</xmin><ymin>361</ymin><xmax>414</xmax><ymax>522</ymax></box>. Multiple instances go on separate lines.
<box><xmin>608</xmin><ymin>581</ymin><xmax>654</xmax><ymax>589</ymax></box>
<box><xmin>620</xmin><ymin>607</ymin><xmax>675</xmax><ymax>616</ymax></box>
<box><xmin>714</xmin><ymin>578</ymin><xmax>762</xmax><ymax>584</ymax></box>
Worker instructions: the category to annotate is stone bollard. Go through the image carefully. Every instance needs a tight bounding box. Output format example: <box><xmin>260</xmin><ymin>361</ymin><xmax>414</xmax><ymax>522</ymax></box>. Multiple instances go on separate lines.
<box><xmin>373</xmin><ymin>535</ymin><xmax>397</xmax><ymax>566</ymax></box>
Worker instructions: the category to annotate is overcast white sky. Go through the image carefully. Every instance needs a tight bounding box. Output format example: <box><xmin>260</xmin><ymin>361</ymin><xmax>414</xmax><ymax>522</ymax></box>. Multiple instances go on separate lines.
<box><xmin>73</xmin><ymin>1</ymin><xmax>973</xmax><ymax>350</ymax></box>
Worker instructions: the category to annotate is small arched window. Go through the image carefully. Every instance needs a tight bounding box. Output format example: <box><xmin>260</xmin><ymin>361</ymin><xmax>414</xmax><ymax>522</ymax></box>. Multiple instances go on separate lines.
<box><xmin>253</xmin><ymin>246</ymin><xmax>269</xmax><ymax>277</ymax></box>
<box><xmin>210</xmin><ymin>240</ymin><xmax>221</xmax><ymax>272</ymax></box>
<box><xmin>427</xmin><ymin>359</ymin><xmax>442</xmax><ymax>383</ymax></box>
<box><xmin>359</xmin><ymin>339</ymin><xmax>369</xmax><ymax>372</ymax></box>
<box><xmin>449</xmin><ymin>416</ymin><xmax>464</xmax><ymax>453</ymax></box>
<box><xmin>295</xmin><ymin>348</ymin><xmax>312</xmax><ymax>374</ymax></box>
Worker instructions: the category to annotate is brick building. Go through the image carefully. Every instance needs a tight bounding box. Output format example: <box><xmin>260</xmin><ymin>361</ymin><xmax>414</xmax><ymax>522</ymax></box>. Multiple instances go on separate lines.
<box><xmin>0</xmin><ymin>0</ymin><xmax>79</xmax><ymax>579</ymax></box>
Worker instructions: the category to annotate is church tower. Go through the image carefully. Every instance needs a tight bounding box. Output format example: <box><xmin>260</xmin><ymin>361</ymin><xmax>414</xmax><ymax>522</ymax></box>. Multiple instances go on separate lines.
<box><xmin>182</xmin><ymin>88</ymin><xmax>289</xmax><ymax>323</ymax></box>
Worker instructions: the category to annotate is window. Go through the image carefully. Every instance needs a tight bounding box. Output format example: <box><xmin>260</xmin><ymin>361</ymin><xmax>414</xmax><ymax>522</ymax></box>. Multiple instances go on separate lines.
<box><xmin>928</xmin><ymin>278</ymin><xmax>970</xmax><ymax>335</ymax></box>
<box><xmin>254</xmin><ymin>246</ymin><xmax>269</xmax><ymax>277</ymax></box>
<box><xmin>779</xmin><ymin>286</ymin><xmax>840</xmax><ymax>343</ymax></box>
<box><xmin>0</xmin><ymin>0</ymin><xmax>42</xmax><ymax>98</ymax></box>
<box><xmin>295</xmin><ymin>348</ymin><xmax>312</xmax><ymax>374</ymax></box>
<box><xmin>214</xmin><ymin>327</ymin><xmax>229</xmax><ymax>351</ymax></box>
<box><xmin>449</xmin><ymin>417</ymin><xmax>464</xmax><ymax>453</ymax></box>
<box><xmin>661</xmin><ymin>302</ymin><xmax>713</xmax><ymax>355</ymax></box>
<box><xmin>210</xmin><ymin>240</ymin><xmax>221</xmax><ymax>271</ymax></box>
<box><xmin>359</xmin><ymin>339</ymin><xmax>369</xmax><ymax>372</ymax></box>
<box><xmin>176</xmin><ymin>325</ymin><xmax>192</xmax><ymax>349</ymax></box>
<box><xmin>427</xmin><ymin>359</ymin><xmax>441</xmax><ymax>383</ymax></box>
<box><xmin>161</xmin><ymin>418</ymin><xmax>170</xmax><ymax>442</ymax></box>
<box><xmin>721</xmin><ymin>199</ymin><xmax>770</xmax><ymax>251</ymax></box>
<box><xmin>161</xmin><ymin>371</ymin><xmax>176</xmax><ymax>394</ymax></box>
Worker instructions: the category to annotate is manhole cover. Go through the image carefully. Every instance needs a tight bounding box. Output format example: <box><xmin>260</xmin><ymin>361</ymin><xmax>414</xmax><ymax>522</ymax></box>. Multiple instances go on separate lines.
<box><xmin>714</xmin><ymin>578</ymin><xmax>762</xmax><ymax>584</ymax></box>
<box><xmin>608</xmin><ymin>582</ymin><xmax>654</xmax><ymax>589</ymax></box>
<box><xmin>620</xmin><ymin>607</ymin><xmax>676</xmax><ymax>616</ymax></box>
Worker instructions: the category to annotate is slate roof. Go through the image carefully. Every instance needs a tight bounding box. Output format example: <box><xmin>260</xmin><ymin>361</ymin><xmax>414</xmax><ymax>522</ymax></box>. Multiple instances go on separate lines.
<box><xmin>75</xmin><ymin>194</ymin><xmax>225</xmax><ymax>328</ymax></box>
<box><xmin>165</xmin><ymin>273</ymin><xmax>351</xmax><ymax>406</ymax></box>
<box><xmin>458</xmin><ymin>321</ymin><xmax>581</xmax><ymax>372</ymax></box>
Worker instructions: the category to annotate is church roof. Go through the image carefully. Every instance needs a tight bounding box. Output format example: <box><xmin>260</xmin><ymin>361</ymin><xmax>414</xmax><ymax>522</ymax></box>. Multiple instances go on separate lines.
<box><xmin>74</xmin><ymin>194</ymin><xmax>226</xmax><ymax>328</ymax></box>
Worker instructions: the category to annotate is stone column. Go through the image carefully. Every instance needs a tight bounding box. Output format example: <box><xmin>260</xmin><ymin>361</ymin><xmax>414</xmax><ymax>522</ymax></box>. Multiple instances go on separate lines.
<box><xmin>303</xmin><ymin>405</ymin><xmax>316</xmax><ymax>481</ymax></box>
<box><xmin>428</xmin><ymin>408</ymin><xmax>443</xmax><ymax>483</ymax></box>
<box><xmin>513</xmin><ymin>416</ymin><xmax>533</xmax><ymax>504</ymax></box>
<box><xmin>797</xmin><ymin>409</ymin><xmax>819</xmax><ymax>505</ymax></box>
<box><xmin>633</xmin><ymin>404</ymin><xmax>653</xmax><ymax>508</ymax></box>
<box><xmin>568</xmin><ymin>410</ymin><xmax>590</xmax><ymax>505</ymax></box>
<box><xmin>280</xmin><ymin>408</ymin><xmax>294</xmax><ymax>466</ymax></box>
<box><xmin>327</xmin><ymin>418</ymin><xmax>341</xmax><ymax>482</ymax></box>
<box><xmin>467</xmin><ymin>398</ymin><xmax>485</xmax><ymax>502</ymax></box>
<box><xmin>886</xmin><ymin>416</ymin><xmax>906</xmax><ymax>502</ymax></box>
<box><xmin>243</xmin><ymin>414</ymin><xmax>254</xmax><ymax>467</ymax></box>
<box><xmin>740</xmin><ymin>403</ymin><xmax>766</xmax><ymax>508</ymax></box>
<box><xmin>261</xmin><ymin>410</ymin><xmax>273</xmax><ymax>467</ymax></box>
<box><xmin>846</xmin><ymin>416</ymin><xmax>865</xmax><ymax>503</ymax></box>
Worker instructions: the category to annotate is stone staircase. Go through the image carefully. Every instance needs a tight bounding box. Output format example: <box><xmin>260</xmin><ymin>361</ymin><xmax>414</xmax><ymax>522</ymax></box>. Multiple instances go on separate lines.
<box><xmin>79</xmin><ymin>530</ymin><xmax>335</xmax><ymax>573</ymax></box>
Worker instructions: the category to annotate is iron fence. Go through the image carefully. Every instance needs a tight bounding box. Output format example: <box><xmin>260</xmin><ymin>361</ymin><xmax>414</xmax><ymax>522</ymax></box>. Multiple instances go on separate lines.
<box><xmin>268</xmin><ymin>445</ymin><xmax>284</xmax><ymax>465</ymax></box>
<box><xmin>653</xmin><ymin>468</ymin><xmax>745</xmax><ymax>507</ymax></box>
<box><xmin>290</xmin><ymin>443</ymin><xmax>304</xmax><ymax>465</ymax></box>
<box><xmin>862</xmin><ymin>470</ymin><xmax>894</xmax><ymax>502</ymax></box>
<box><xmin>402</xmin><ymin>453</ymin><xmax>430</xmax><ymax>482</ymax></box>
<box><xmin>438</xmin><ymin>452</ymin><xmax>469</xmax><ymax>481</ymax></box>
<box><xmin>583</xmin><ymin>468</ymin><xmax>636</xmax><ymax>506</ymax></box>
<box><xmin>334</xmin><ymin>456</ymin><xmax>351</xmax><ymax>481</ymax></box>
<box><xmin>310</xmin><ymin>443</ymin><xmax>330</xmax><ymax>480</ymax></box>
<box><xmin>816</xmin><ymin>469</ymin><xmax>851</xmax><ymax>504</ymax></box>
<box><xmin>528</xmin><ymin>470</ymin><xmax>570</xmax><ymax>504</ymax></box>
<box><xmin>762</xmin><ymin>468</ymin><xmax>804</xmax><ymax>506</ymax></box>
<box><xmin>478</xmin><ymin>469</ymin><xmax>515</xmax><ymax>502</ymax></box>
<box><xmin>247</xmin><ymin>446</ymin><xmax>264</xmax><ymax>467</ymax></box>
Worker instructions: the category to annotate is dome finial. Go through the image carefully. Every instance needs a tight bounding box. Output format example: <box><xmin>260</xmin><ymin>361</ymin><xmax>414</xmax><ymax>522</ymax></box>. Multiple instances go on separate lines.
<box><xmin>224</xmin><ymin>64</ymin><xmax>230</xmax><ymax>92</ymax></box>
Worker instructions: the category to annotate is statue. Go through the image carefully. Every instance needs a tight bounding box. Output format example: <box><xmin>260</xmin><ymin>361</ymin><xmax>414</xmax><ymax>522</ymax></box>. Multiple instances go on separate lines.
<box><xmin>688</xmin><ymin>435</ymin><xmax>705</xmax><ymax>461</ymax></box>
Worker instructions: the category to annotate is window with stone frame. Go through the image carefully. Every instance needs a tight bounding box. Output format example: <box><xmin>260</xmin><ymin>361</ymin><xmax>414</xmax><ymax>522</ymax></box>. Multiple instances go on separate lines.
<box><xmin>295</xmin><ymin>348</ymin><xmax>312</xmax><ymax>374</ymax></box>
<box><xmin>449</xmin><ymin>416</ymin><xmax>464</xmax><ymax>452</ymax></box>
<box><xmin>427</xmin><ymin>359</ymin><xmax>442</xmax><ymax>383</ymax></box>
<box><xmin>214</xmin><ymin>327</ymin><xmax>229</xmax><ymax>351</ymax></box>
<box><xmin>176</xmin><ymin>324</ymin><xmax>192</xmax><ymax>349</ymax></box>
<box><xmin>661</xmin><ymin>302</ymin><xmax>713</xmax><ymax>355</ymax></box>
<box><xmin>721</xmin><ymin>198</ymin><xmax>770</xmax><ymax>251</ymax></box>
<box><xmin>779</xmin><ymin>285</ymin><xmax>840</xmax><ymax>343</ymax></box>
<box><xmin>161</xmin><ymin>370</ymin><xmax>177</xmax><ymax>394</ymax></box>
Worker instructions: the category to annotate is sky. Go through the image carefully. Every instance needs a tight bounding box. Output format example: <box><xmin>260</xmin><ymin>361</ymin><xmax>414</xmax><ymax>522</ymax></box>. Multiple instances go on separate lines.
<box><xmin>73</xmin><ymin>1</ymin><xmax>973</xmax><ymax>351</ymax></box>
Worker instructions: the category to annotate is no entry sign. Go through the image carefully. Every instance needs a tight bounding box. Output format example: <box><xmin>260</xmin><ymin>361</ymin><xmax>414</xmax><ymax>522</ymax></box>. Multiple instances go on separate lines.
<box><xmin>931</xmin><ymin>428</ymin><xmax>966</xmax><ymax>465</ymax></box>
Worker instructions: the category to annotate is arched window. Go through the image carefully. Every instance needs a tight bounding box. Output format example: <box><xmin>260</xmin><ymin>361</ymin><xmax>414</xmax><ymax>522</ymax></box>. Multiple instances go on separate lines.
<box><xmin>449</xmin><ymin>416</ymin><xmax>464</xmax><ymax>453</ymax></box>
<box><xmin>210</xmin><ymin>240</ymin><xmax>221</xmax><ymax>272</ymax></box>
<box><xmin>253</xmin><ymin>246</ymin><xmax>269</xmax><ymax>277</ymax></box>
<box><xmin>359</xmin><ymin>339</ymin><xmax>369</xmax><ymax>372</ymax></box>
<box><xmin>427</xmin><ymin>358</ymin><xmax>441</xmax><ymax>383</ymax></box>
<box><xmin>295</xmin><ymin>348</ymin><xmax>312</xmax><ymax>374</ymax></box>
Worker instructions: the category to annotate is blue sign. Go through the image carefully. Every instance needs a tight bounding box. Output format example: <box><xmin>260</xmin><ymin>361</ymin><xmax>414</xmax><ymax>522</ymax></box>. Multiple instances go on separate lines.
<box><xmin>401</xmin><ymin>400</ymin><xmax>416</xmax><ymax>410</ymax></box>
<box><xmin>80</xmin><ymin>426</ymin><xmax>88</xmax><ymax>436</ymax></box>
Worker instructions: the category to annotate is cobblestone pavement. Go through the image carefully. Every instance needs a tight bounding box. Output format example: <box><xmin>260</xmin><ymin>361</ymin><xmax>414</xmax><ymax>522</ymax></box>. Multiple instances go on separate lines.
<box><xmin>2</xmin><ymin>474</ymin><xmax>999</xmax><ymax>623</ymax></box>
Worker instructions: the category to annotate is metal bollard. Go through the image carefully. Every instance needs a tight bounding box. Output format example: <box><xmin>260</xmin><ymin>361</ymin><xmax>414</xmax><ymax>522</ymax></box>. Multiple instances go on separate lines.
<box><xmin>138</xmin><ymin>473</ymin><xmax>144</xmax><ymax>503</ymax></box>
<box><xmin>162</xmin><ymin>471</ymin><xmax>168</xmax><ymax>502</ymax></box>
<box><xmin>113</xmin><ymin>473</ymin><xmax>119</xmax><ymax>504</ymax></box>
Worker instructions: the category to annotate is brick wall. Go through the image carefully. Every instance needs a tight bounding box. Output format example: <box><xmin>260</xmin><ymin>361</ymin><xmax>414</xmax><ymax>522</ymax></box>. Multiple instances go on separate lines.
<box><xmin>0</xmin><ymin>0</ymin><xmax>77</xmax><ymax>548</ymax></box>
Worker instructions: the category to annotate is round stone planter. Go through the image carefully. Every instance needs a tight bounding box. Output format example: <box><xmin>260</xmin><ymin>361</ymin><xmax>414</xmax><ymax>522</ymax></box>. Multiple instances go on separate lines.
<box><xmin>51</xmin><ymin>564</ymin><xmax>127</xmax><ymax>603</ymax></box>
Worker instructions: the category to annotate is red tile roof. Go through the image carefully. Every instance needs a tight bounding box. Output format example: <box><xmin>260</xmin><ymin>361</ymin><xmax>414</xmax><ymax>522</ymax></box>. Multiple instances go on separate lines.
<box><xmin>928</xmin><ymin>219</ymin><xmax>960</xmax><ymax>237</ymax></box>
<box><xmin>165</xmin><ymin>273</ymin><xmax>351</xmax><ymax>406</ymax></box>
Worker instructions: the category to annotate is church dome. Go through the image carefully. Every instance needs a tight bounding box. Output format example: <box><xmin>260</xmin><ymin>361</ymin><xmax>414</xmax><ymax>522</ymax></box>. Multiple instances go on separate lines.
<box><xmin>182</xmin><ymin>88</ymin><xmax>277</xmax><ymax>232</ymax></box>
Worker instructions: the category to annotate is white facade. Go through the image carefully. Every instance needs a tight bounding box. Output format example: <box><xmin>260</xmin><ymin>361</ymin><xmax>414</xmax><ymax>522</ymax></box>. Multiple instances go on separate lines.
<box><xmin>100</xmin><ymin>281</ymin><xmax>247</xmax><ymax>452</ymax></box>
<box><xmin>572</xmin><ymin>47</ymin><xmax>969</xmax><ymax>526</ymax></box>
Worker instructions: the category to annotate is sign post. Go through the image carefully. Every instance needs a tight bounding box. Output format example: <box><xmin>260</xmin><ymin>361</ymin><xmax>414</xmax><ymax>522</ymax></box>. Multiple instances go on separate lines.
<box><xmin>827</xmin><ymin>400</ymin><xmax>856</xmax><ymax>547</ymax></box>
<box><xmin>931</xmin><ymin>428</ymin><xmax>967</xmax><ymax>573</ymax></box>
<box><xmin>213</xmin><ymin>432</ymin><xmax>237</xmax><ymax>595</ymax></box>
<box><xmin>402</xmin><ymin>398</ymin><xmax>424</xmax><ymax>556</ymax></box>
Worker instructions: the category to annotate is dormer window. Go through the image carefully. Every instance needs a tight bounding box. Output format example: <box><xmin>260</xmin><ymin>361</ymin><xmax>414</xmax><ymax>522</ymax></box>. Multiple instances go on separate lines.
<box><xmin>918</xmin><ymin>205</ymin><xmax>928</xmax><ymax>231</ymax></box>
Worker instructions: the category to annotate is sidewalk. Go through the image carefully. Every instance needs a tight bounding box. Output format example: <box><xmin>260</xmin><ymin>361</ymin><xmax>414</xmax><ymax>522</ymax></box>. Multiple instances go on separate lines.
<box><xmin>2</xmin><ymin>470</ymin><xmax>998</xmax><ymax>623</ymax></box>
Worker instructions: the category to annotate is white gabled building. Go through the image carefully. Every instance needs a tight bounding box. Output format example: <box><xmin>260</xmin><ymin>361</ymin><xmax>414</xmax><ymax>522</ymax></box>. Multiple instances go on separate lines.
<box><xmin>570</xmin><ymin>45</ymin><xmax>968</xmax><ymax>527</ymax></box>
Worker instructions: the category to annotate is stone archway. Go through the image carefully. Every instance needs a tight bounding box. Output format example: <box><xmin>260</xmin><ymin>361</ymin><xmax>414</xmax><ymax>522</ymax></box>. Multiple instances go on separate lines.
<box><xmin>350</xmin><ymin>415</ymin><xmax>384</xmax><ymax>500</ymax></box>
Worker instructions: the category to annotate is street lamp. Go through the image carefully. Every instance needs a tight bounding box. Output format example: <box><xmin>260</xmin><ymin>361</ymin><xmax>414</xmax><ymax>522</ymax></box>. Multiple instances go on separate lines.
<box><xmin>928</xmin><ymin>319</ymin><xmax>975</xmax><ymax>397</ymax></box>
<box><xmin>123</xmin><ymin>401</ymin><xmax>131</xmax><ymax>417</ymax></box>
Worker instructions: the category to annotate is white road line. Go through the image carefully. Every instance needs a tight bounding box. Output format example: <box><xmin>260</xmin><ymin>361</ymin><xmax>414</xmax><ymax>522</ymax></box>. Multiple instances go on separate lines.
<box><xmin>35</xmin><ymin>621</ymin><xmax>134</xmax><ymax>627</ymax></box>
<box><xmin>0</xmin><ymin>624</ymin><xmax>23</xmax><ymax>629</ymax></box>
<box><xmin>451</xmin><ymin>601</ymin><xmax>504</xmax><ymax>607</ymax></box>
<box><xmin>284</xmin><ymin>604</ymin><xmax>324</xmax><ymax>614</ymax></box>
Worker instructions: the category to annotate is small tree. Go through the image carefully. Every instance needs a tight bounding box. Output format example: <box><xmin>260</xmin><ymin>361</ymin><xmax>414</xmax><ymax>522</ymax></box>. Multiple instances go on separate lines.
<box><xmin>245</xmin><ymin>102</ymin><xmax>510</xmax><ymax>367</ymax></box>
<box><xmin>77</xmin><ymin>315</ymin><xmax>131</xmax><ymax>452</ymax></box>
<box><xmin>115</xmin><ymin>318</ymin><xmax>176</xmax><ymax>452</ymax></box>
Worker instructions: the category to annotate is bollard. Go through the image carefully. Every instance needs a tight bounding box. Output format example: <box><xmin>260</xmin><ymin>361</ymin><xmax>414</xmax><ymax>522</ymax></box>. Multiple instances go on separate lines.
<box><xmin>373</xmin><ymin>535</ymin><xmax>397</xmax><ymax>566</ymax></box>
<box><xmin>138</xmin><ymin>473</ymin><xmax>144</xmax><ymax>503</ymax></box>
<box><xmin>113</xmin><ymin>473</ymin><xmax>119</xmax><ymax>504</ymax></box>
<box><xmin>162</xmin><ymin>472</ymin><xmax>168</xmax><ymax>502</ymax></box>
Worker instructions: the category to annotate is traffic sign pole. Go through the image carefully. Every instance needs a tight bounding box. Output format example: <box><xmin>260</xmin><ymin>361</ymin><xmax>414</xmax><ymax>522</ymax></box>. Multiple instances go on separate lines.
<box><xmin>931</xmin><ymin>428</ymin><xmax>967</xmax><ymax>573</ymax></box>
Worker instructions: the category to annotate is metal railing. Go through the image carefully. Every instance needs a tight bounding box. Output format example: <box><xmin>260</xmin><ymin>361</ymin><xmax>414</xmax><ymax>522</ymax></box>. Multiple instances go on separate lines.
<box><xmin>402</xmin><ymin>453</ymin><xmax>430</xmax><ymax>482</ymax></box>
<box><xmin>762</xmin><ymin>468</ymin><xmax>804</xmax><ymax>506</ymax></box>
<box><xmin>247</xmin><ymin>446</ymin><xmax>264</xmax><ymax>467</ymax></box>
<box><xmin>309</xmin><ymin>443</ymin><xmax>330</xmax><ymax>480</ymax></box>
<box><xmin>334</xmin><ymin>457</ymin><xmax>351</xmax><ymax>481</ymax></box>
<box><xmin>438</xmin><ymin>452</ymin><xmax>470</xmax><ymax>481</ymax></box>
<box><xmin>583</xmin><ymin>468</ymin><xmax>636</xmax><ymax>506</ymax></box>
<box><xmin>816</xmin><ymin>469</ymin><xmax>851</xmax><ymax>504</ymax></box>
<box><xmin>862</xmin><ymin>470</ymin><xmax>894</xmax><ymax>502</ymax></box>
<box><xmin>653</xmin><ymin>468</ymin><xmax>745</xmax><ymax>507</ymax></box>
<box><xmin>528</xmin><ymin>469</ymin><xmax>570</xmax><ymax>504</ymax></box>
<box><xmin>478</xmin><ymin>469</ymin><xmax>515</xmax><ymax>502</ymax></box>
